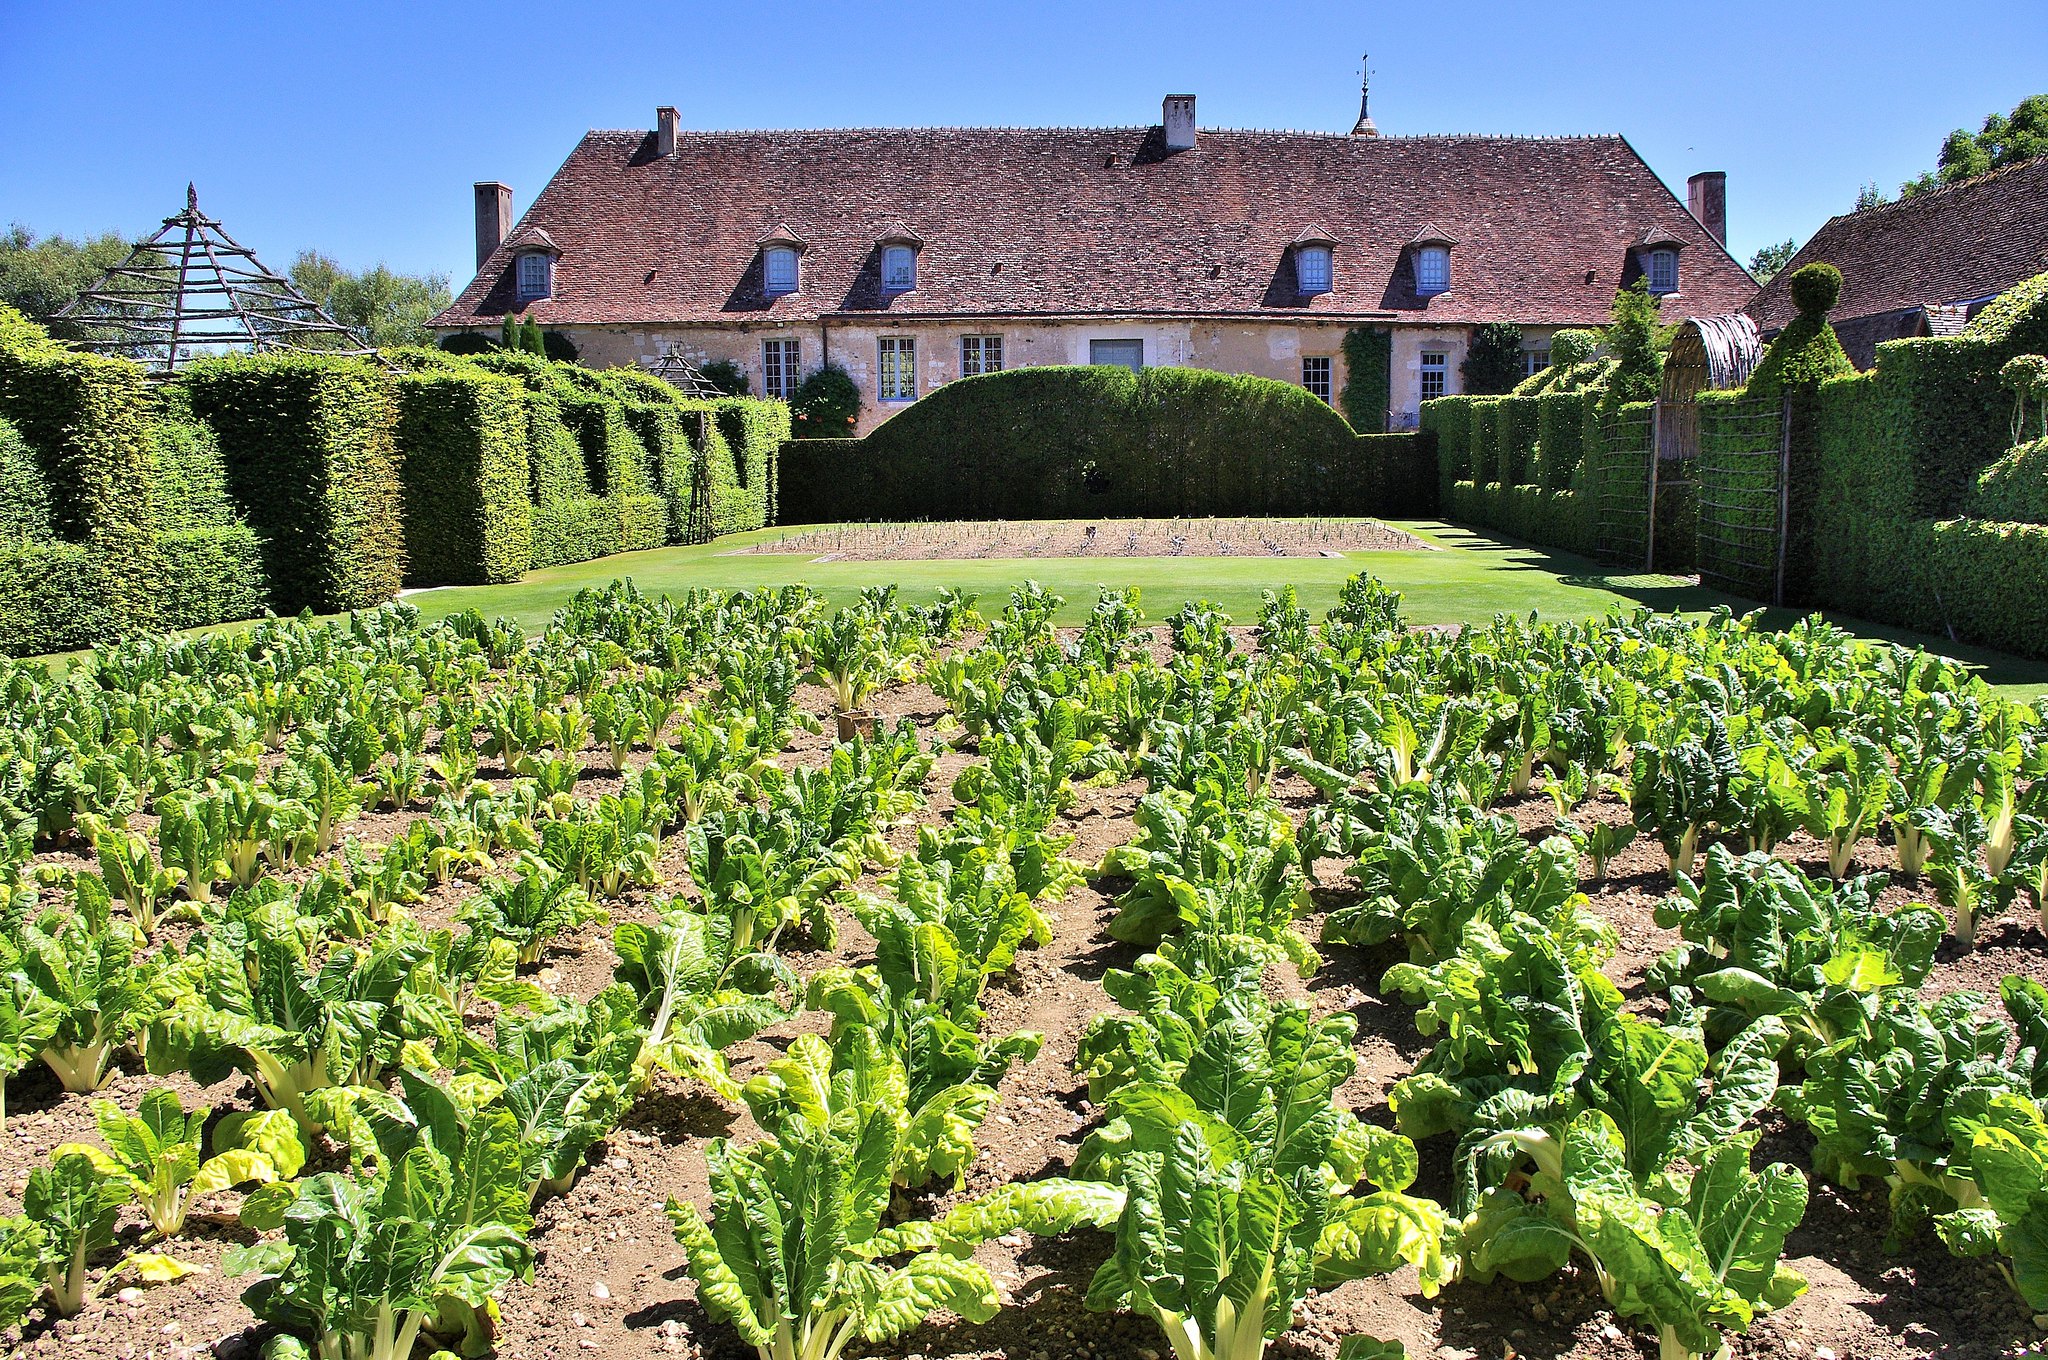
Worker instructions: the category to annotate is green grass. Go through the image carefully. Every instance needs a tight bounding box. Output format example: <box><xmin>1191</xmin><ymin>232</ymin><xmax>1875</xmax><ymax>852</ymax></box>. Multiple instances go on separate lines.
<box><xmin>384</xmin><ymin>520</ymin><xmax>2048</xmax><ymax>698</ymax></box>
<box><xmin>33</xmin><ymin>520</ymin><xmax>2048</xmax><ymax>698</ymax></box>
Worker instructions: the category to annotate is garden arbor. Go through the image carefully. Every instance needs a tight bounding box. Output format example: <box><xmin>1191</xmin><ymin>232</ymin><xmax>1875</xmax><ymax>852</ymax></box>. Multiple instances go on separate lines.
<box><xmin>53</xmin><ymin>184</ymin><xmax>373</xmax><ymax>375</ymax></box>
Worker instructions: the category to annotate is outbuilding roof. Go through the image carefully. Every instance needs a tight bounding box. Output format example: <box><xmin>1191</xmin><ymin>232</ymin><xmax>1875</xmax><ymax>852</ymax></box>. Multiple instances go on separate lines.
<box><xmin>434</xmin><ymin>124</ymin><xmax>1755</xmax><ymax>329</ymax></box>
<box><xmin>1748</xmin><ymin>156</ymin><xmax>2048</xmax><ymax>333</ymax></box>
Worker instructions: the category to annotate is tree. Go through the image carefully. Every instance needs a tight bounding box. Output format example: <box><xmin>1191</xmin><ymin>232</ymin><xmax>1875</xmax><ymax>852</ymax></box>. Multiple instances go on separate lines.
<box><xmin>1854</xmin><ymin>181</ymin><xmax>1889</xmax><ymax>211</ymax></box>
<box><xmin>1748</xmin><ymin>239</ymin><xmax>1798</xmax><ymax>285</ymax></box>
<box><xmin>288</xmin><ymin>250</ymin><xmax>451</xmax><ymax>349</ymax></box>
<box><xmin>0</xmin><ymin>224</ymin><xmax>139</xmax><ymax>325</ymax></box>
<box><xmin>520</xmin><ymin>317</ymin><xmax>546</xmax><ymax>356</ymax></box>
<box><xmin>1459</xmin><ymin>321</ymin><xmax>1523</xmax><ymax>396</ymax></box>
<box><xmin>1897</xmin><ymin>94</ymin><xmax>2047</xmax><ymax>198</ymax></box>
<box><xmin>1601</xmin><ymin>279</ymin><xmax>1665</xmax><ymax>409</ymax></box>
<box><xmin>699</xmin><ymin>359</ymin><xmax>750</xmax><ymax>396</ymax></box>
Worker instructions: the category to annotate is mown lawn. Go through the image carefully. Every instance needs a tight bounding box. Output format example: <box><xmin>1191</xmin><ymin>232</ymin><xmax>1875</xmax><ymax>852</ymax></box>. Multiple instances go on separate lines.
<box><xmin>393</xmin><ymin>520</ymin><xmax>2048</xmax><ymax>696</ymax></box>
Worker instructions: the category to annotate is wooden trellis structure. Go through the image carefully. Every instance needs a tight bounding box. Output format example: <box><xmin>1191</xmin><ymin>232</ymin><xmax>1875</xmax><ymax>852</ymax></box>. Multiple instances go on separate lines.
<box><xmin>1657</xmin><ymin>314</ymin><xmax>1762</xmax><ymax>461</ymax></box>
<box><xmin>54</xmin><ymin>184</ymin><xmax>373</xmax><ymax>375</ymax></box>
<box><xmin>646</xmin><ymin>348</ymin><xmax>725</xmax><ymax>398</ymax></box>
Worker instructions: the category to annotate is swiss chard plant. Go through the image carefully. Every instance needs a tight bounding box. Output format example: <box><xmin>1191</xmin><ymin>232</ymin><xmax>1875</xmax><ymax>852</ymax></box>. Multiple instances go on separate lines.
<box><xmin>55</xmin><ymin>1086</ymin><xmax>305</xmax><ymax>1240</ymax></box>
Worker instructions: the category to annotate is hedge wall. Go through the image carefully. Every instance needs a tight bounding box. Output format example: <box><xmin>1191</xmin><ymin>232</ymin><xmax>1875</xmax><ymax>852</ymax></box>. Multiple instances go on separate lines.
<box><xmin>1493</xmin><ymin>396</ymin><xmax>1540</xmax><ymax>487</ymax></box>
<box><xmin>1467</xmin><ymin>401</ymin><xmax>1500</xmax><ymax>486</ymax></box>
<box><xmin>1425</xmin><ymin>388</ymin><xmax>1601</xmax><ymax>557</ymax></box>
<box><xmin>1533</xmin><ymin>391</ymin><xmax>1586</xmax><ymax>491</ymax></box>
<box><xmin>774</xmin><ymin>366</ymin><xmax>1428</xmax><ymax>524</ymax></box>
<box><xmin>1420</xmin><ymin>397</ymin><xmax>1476</xmax><ymax>498</ymax></box>
<box><xmin>0</xmin><ymin>540</ymin><xmax>119</xmax><ymax>654</ymax></box>
<box><xmin>1966</xmin><ymin>437</ymin><xmax>2048</xmax><ymax>523</ymax></box>
<box><xmin>184</xmin><ymin>354</ymin><xmax>405</xmax><ymax>614</ymax></box>
<box><xmin>396</xmin><ymin>371</ymin><xmax>532</xmax><ymax>585</ymax></box>
<box><xmin>1917</xmin><ymin>518</ymin><xmax>2048</xmax><ymax>656</ymax></box>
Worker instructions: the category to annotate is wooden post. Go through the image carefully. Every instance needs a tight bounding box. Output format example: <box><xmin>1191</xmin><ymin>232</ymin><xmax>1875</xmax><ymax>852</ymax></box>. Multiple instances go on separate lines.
<box><xmin>1774</xmin><ymin>396</ymin><xmax>1794</xmax><ymax>608</ymax></box>
<box><xmin>1645</xmin><ymin>402</ymin><xmax>1661</xmax><ymax>573</ymax></box>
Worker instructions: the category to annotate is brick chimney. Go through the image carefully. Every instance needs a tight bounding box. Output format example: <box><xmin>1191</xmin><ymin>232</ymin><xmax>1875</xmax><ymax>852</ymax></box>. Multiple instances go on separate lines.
<box><xmin>473</xmin><ymin>182</ymin><xmax>512</xmax><ymax>270</ymax></box>
<box><xmin>657</xmin><ymin>105</ymin><xmax>679</xmax><ymax>158</ymax></box>
<box><xmin>1688</xmin><ymin>171</ymin><xmax>1727</xmax><ymax>245</ymax></box>
<box><xmin>1163</xmin><ymin>95</ymin><xmax>1196</xmax><ymax>151</ymax></box>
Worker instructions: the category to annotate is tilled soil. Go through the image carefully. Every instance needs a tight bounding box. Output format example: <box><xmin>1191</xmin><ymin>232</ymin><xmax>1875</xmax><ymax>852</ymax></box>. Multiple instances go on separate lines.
<box><xmin>7</xmin><ymin>634</ymin><xmax>2047</xmax><ymax>1360</ymax></box>
<box><xmin>730</xmin><ymin>519</ymin><xmax>1433</xmax><ymax>560</ymax></box>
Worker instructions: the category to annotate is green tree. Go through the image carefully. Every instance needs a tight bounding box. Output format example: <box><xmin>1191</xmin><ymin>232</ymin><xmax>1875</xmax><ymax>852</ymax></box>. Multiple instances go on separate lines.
<box><xmin>0</xmin><ymin>224</ymin><xmax>140</xmax><ymax>326</ymax></box>
<box><xmin>1900</xmin><ymin>94</ymin><xmax>2048</xmax><ymax>197</ymax></box>
<box><xmin>1601</xmin><ymin>279</ymin><xmax>1665</xmax><ymax>409</ymax></box>
<box><xmin>521</xmin><ymin>317</ymin><xmax>546</xmax><ymax>355</ymax></box>
<box><xmin>1748</xmin><ymin>239</ymin><xmax>1798</xmax><ymax>285</ymax></box>
<box><xmin>1459</xmin><ymin>322</ymin><xmax>1524</xmax><ymax>396</ymax></box>
<box><xmin>500</xmin><ymin>313</ymin><xmax>520</xmax><ymax>351</ymax></box>
<box><xmin>699</xmin><ymin>359</ymin><xmax>751</xmax><ymax>396</ymax></box>
<box><xmin>288</xmin><ymin>250</ymin><xmax>452</xmax><ymax>349</ymax></box>
<box><xmin>1854</xmin><ymin>181</ymin><xmax>1889</xmax><ymax>211</ymax></box>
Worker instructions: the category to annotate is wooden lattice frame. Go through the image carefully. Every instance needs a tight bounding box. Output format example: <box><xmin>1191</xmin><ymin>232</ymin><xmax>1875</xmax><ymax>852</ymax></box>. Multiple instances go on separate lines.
<box><xmin>54</xmin><ymin>184</ymin><xmax>374</xmax><ymax>375</ymax></box>
<box><xmin>646</xmin><ymin>348</ymin><xmax>726</xmax><ymax>398</ymax></box>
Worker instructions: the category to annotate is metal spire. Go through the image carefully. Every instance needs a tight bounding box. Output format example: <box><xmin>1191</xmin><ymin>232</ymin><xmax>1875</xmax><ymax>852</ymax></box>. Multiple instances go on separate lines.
<box><xmin>1352</xmin><ymin>54</ymin><xmax>1379</xmax><ymax>138</ymax></box>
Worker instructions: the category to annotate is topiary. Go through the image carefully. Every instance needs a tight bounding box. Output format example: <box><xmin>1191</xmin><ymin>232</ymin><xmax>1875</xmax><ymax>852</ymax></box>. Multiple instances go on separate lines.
<box><xmin>1600</xmin><ymin>280</ymin><xmax>1665</xmax><ymax>409</ymax></box>
<box><xmin>1549</xmin><ymin>329</ymin><xmax>1598</xmax><ymax>367</ymax></box>
<box><xmin>2002</xmin><ymin>354</ymin><xmax>2048</xmax><ymax>443</ymax></box>
<box><xmin>790</xmin><ymin>362</ymin><xmax>861</xmax><ymax>438</ymax></box>
<box><xmin>500</xmin><ymin>314</ymin><xmax>519</xmax><ymax>351</ymax></box>
<box><xmin>1747</xmin><ymin>265</ymin><xmax>1853</xmax><ymax>402</ymax></box>
<box><xmin>1964</xmin><ymin>270</ymin><xmax>2048</xmax><ymax>352</ymax></box>
<box><xmin>520</xmin><ymin>318</ymin><xmax>547</xmax><ymax>356</ymax></box>
<box><xmin>1788</xmin><ymin>262</ymin><xmax>1843</xmax><ymax>318</ymax></box>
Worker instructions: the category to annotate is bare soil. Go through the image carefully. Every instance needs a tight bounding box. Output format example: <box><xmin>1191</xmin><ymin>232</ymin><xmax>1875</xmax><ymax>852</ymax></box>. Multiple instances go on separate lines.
<box><xmin>7</xmin><ymin>627</ymin><xmax>2045</xmax><ymax>1360</ymax></box>
<box><xmin>729</xmin><ymin>519</ymin><xmax>1433</xmax><ymax>560</ymax></box>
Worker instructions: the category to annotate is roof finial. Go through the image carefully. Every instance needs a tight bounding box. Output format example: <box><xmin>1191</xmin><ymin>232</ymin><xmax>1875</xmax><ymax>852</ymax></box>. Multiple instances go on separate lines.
<box><xmin>1351</xmin><ymin>55</ymin><xmax>1379</xmax><ymax>138</ymax></box>
<box><xmin>186</xmin><ymin>182</ymin><xmax>198</xmax><ymax>213</ymax></box>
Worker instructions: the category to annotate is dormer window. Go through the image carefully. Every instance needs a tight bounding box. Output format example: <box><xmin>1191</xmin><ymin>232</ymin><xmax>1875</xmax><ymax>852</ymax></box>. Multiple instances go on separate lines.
<box><xmin>1296</xmin><ymin>246</ymin><xmax>1332</xmax><ymax>295</ymax></box>
<box><xmin>515</xmin><ymin>252</ymin><xmax>552</xmax><ymax>301</ymax></box>
<box><xmin>882</xmin><ymin>245</ymin><xmax>917</xmax><ymax>293</ymax></box>
<box><xmin>764</xmin><ymin>247</ymin><xmax>799</xmax><ymax>295</ymax></box>
<box><xmin>1648</xmin><ymin>248</ymin><xmax>1679</xmax><ymax>294</ymax></box>
<box><xmin>1416</xmin><ymin>246</ymin><xmax>1450</xmax><ymax>295</ymax></box>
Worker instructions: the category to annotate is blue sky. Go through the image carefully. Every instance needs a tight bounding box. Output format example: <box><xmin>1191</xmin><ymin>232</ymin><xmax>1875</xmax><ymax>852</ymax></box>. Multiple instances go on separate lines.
<box><xmin>4</xmin><ymin>0</ymin><xmax>2044</xmax><ymax>286</ymax></box>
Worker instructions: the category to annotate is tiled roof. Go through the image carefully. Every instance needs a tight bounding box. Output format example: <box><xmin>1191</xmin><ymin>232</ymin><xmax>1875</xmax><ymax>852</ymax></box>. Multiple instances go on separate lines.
<box><xmin>1749</xmin><ymin>156</ymin><xmax>2048</xmax><ymax>332</ymax></box>
<box><xmin>433</xmin><ymin>125</ymin><xmax>1757</xmax><ymax>329</ymax></box>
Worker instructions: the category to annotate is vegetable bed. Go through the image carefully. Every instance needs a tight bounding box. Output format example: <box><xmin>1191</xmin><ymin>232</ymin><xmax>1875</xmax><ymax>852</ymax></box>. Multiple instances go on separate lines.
<box><xmin>0</xmin><ymin>577</ymin><xmax>2043</xmax><ymax>1360</ymax></box>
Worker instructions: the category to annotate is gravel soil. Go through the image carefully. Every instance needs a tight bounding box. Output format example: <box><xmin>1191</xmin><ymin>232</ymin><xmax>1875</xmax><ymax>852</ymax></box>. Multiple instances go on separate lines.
<box><xmin>6</xmin><ymin>628</ymin><xmax>2045</xmax><ymax>1360</ymax></box>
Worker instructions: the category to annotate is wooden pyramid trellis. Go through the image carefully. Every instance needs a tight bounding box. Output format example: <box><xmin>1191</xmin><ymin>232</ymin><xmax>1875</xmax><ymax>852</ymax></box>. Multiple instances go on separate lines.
<box><xmin>646</xmin><ymin>347</ymin><xmax>726</xmax><ymax>398</ymax></box>
<box><xmin>54</xmin><ymin>184</ymin><xmax>375</xmax><ymax>375</ymax></box>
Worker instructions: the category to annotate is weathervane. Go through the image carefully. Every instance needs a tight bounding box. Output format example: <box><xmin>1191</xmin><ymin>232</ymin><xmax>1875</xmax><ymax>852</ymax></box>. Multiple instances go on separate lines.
<box><xmin>1352</xmin><ymin>53</ymin><xmax>1379</xmax><ymax>137</ymax></box>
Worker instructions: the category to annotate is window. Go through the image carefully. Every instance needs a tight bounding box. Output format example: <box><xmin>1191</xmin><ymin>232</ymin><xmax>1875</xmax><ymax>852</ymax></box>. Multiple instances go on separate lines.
<box><xmin>1521</xmin><ymin>347</ymin><xmax>1551</xmax><ymax>379</ymax></box>
<box><xmin>878</xmin><ymin>337</ymin><xmax>916</xmax><ymax>401</ymax></box>
<box><xmin>1420</xmin><ymin>351</ymin><xmax>1448</xmax><ymax>401</ymax></box>
<box><xmin>1648</xmin><ymin>248</ymin><xmax>1679</xmax><ymax>294</ymax></box>
<box><xmin>763</xmin><ymin>338</ymin><xmax>800</xmax><ymax>401</ymax></box>
<box><xmin>882</xmin><ymin>245</ymin><xmax>917</xmax><ymax>292</ymax></box>
<box><xmin>515</xmin><ymin>252</ymin><xmax>552</xmax><ymax>300</ymax></box>
<box><xmin>1089</xmin><ymin>338</ymin><xmax>1144</xmax><ymax>371</ymax></box>
<box><xmin>961</xmin><ymin>335</ymin><xmax>1004</xmax><ymax>377</ymax></box>
<box><xmin>1296</xmin><ymin>246</ymin><xmax>1332</xmax><ymax>295</ymax></box>
<box><xmin>764</xmin><ymin>247</ymin><xmax>799</xmax><ymax>295</ymax></box>
<box><xmin>1302</xmin><ymin>356</ymin><xmax>1333</xmax><ymax>403</ymax></box>
<box><xmin>1416</xmin><ymin>246</ymin><xmax>1450</xmax><ymax>295</ymax></box>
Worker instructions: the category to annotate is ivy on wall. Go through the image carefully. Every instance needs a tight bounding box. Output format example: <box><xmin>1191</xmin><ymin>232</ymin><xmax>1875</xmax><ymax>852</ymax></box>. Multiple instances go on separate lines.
<box><xmin>1340</xmin><ymin>327</ymin><xmax>1391</xmax><ymax>433</ymax></box>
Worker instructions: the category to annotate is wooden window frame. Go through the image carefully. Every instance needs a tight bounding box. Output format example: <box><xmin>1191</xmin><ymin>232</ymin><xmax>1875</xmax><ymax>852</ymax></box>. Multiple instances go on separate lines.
<box><xmin>764</xmin><ymin>247</ymin><xmax>799</xmax><ymax>296</ymax></box>
<box><xmin>878</xmin><ymin>336</ymin><xmax>917</xmax><ymax>402</ymax></box>
<box><xmin>1302</xmin><ymin>355</ymin><xmax>1333</xmax><ymax>403</ymax></box>
<box><xmin>762</xmin><ymin>338</ymin><xmax>800</xmax><ymax>401</ymax></box>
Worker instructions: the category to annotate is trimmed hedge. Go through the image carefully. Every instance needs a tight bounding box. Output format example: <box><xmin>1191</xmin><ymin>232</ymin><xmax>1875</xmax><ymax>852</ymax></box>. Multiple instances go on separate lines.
<box><xmin>1494</xmin><ymin>396</ymin><xmax>1540</xmax><ymax>487</ymax></box>
<box><xmin>0</xmin><ymin>415</ymin><xmax>53</xmax><ymax>541</ymax></box>
<box><xmin>1533</xmin><ymin>391</ymin><xmax>1587</xmax><ymax>491</ymax></box>
<box><xmin>0</xmin><ymin>539</ymin><xmax>119</xmax><ymax>653</ymax></box>
<box><xmin>396</xmin><ymin>371</ymin><xmax>533</xmax><ymax>585</ymax></box>
<box><xmin>1467</xmin><ymin>400</ymin><xmax>1500</xmax><ymax>486</ymax></box>
<box><xmin>1917</xmin><ymin>518</ymin><xmax>2048</xmax><ymax>656</ymax></box>
<box><xmin>1420</xmin><ymin>397</ymin><xmax>1476</xmax><ymax>497</ymax></box>
<box><xmin>0</xmin><ymin>328</ymin><xmax>161</xmax><ymax>624</ymax></box>
<box><xmin>775</xmin><ymin>366</ymin><xmax>1424</xmax><ymax>523</ymax></box>
<box><xmin>184</xmin><ymin>354</ymin><xmax>405</xmax><ymax>614</ymax></box>
<box><xmin>1966</xmin><ymin>437</ymin><xmax>2048</xmax><ymax>523</ymax></box>
<box><xmin>159</xmin><ymin>525</ymin><xmax>268</xmax><ymax>630</ymax></box>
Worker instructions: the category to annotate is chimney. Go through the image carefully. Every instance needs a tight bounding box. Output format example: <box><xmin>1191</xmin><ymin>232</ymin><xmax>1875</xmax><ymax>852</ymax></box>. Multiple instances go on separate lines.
<box><xmin>1163</xmin><ymin>94</ymin><xmax>1196</xmax><ymax>152</ymax></box>
<box><xmin>657</xmin><ymin>105</ymin><xmax>679</xmax><ymax>158</ymax></box>
<box><xmin>473</xmin><ymin>181</ymin><xmax>512</xmax><ymax>270</ymax></box>
<box><xmin>1688</xmin><ymin>171</ymin><xmax>1727</xmax><ymax>245</ymax></box>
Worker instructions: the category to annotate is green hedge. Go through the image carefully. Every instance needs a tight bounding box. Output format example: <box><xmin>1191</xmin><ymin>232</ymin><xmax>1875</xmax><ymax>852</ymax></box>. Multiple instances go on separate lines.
<box><xmin>531</xmin><ymin>497</ymin><xmax>620</xmax><ymax>567</ymax></box>
<box><xmin>617</xmin><ymin>494</ymin><xmax>667</xmax><ymax>553</ymax></box>
<box><xmin>707</xmin><ymin>397</ymin><xmax>785</xmax><ymax>534</ymax></box>
<box><xmin>1467</xmin><ymin>400</ymin><xmax>1500</xmax><ymax>486</ymax></box>
<box><xmin>184</xmin><ymin>354</ymin><xmax>405</xmax><ymax>614</ymax></box>
<box><xmin>396</xmin><ymin>371</ymin><xmax>533</xmax><ymax>585</ymax></box>
<box><xmin>775</xmin><ymin>366</ymin><xmax>1419</xmax><ymax>523</ymax></box>
<box><xmin>1493</xmin><ymin>396</ymin><xmax>1540</xmax><ymax>487</ymax></box>
<box><xmin>0</xmin><ymin>415</ymin><xmax>53</xmax><ymax>541</ymax></box>
<box><xmin>1420</xmin><ymin>396</ymin><xmax>1477</xmax><ymax>496</ymax></box>
<box><xmin>1533</xmin><ymin>391</ymin><xmax>1587</xmax><ymax>491</ymax></box>
<box><xmin>1340</xmin><ymin>327</ymin><xmax>1392</xmax><ymax>434</ymax></box>
<box><xmin>1966</xmin><ymin>437</ymin><xmax>2048</xmax><ymax>523</ymax></box>
<box><xmin>1917</xmin><ymin>518</ymin><xmax>2048</xmax><ymax>656</ymax></box>
<box><xmin>0</xmin><ymin>329</ymin><xmax>160</xmax><ymax>624</ymax></box>
<box><xmin>0</xmin><ymin>539</ymin><xmax>119</xmax><ymax>654</ymax></box>
<box><xmin>159</xmin><ymin>525</ymin><xmax>268</xmax><ymax>630</ymax></box>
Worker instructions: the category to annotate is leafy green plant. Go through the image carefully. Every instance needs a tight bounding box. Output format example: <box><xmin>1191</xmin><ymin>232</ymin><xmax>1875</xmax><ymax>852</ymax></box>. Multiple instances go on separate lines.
<box><xmin>13</xmin><ymin>907</ymin><xmax>151</xmax><ymax>1092</ymax></box>
<box><xmin>457</xmin><ymin>861</ymin><xmax>600</xmax><ymax>966</ymax></box>
<box><xmin>26</xmin><ymin>1150</ymin><xmax>131</xmax><ymax>1317</ymax></box>
<box><xmin>1630</xmin><ymin>721</ymin><xmax>1740</xmax><ymax>880</ymax></box>
<box><xmin>55</xmin><ymin>1087</ymin><xmax>305</xmax><ymax>1239</ymax></box>
<box><xmin>1936</xmin><ymin>1090</ymin><xmax>2048</xmax><ymax>1309</ymax></box>
<box><xmin>667</xmin><ymin>1027</ymin><xmax>1118</xmax><ymax>1360</ymax></box>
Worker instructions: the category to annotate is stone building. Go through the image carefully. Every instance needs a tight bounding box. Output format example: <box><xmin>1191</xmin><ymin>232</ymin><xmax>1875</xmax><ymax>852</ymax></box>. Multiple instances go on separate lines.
<box><xmin>432</xmin><ymin>91</ymin><xmax>1755</xmax><ymax>434</ymax></box>
<box><xmin>1747</xmin><ymin>156</ymin><xmax>2048</xmax><ymax>368</ymax></box>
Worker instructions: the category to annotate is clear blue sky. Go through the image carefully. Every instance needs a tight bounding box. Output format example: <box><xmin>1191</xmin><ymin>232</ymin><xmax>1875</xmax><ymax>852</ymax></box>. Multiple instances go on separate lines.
<box><xmin>4</xmin><ymin>0</ymin><xmax>2043</xmax><ymax>287</ymax></box>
